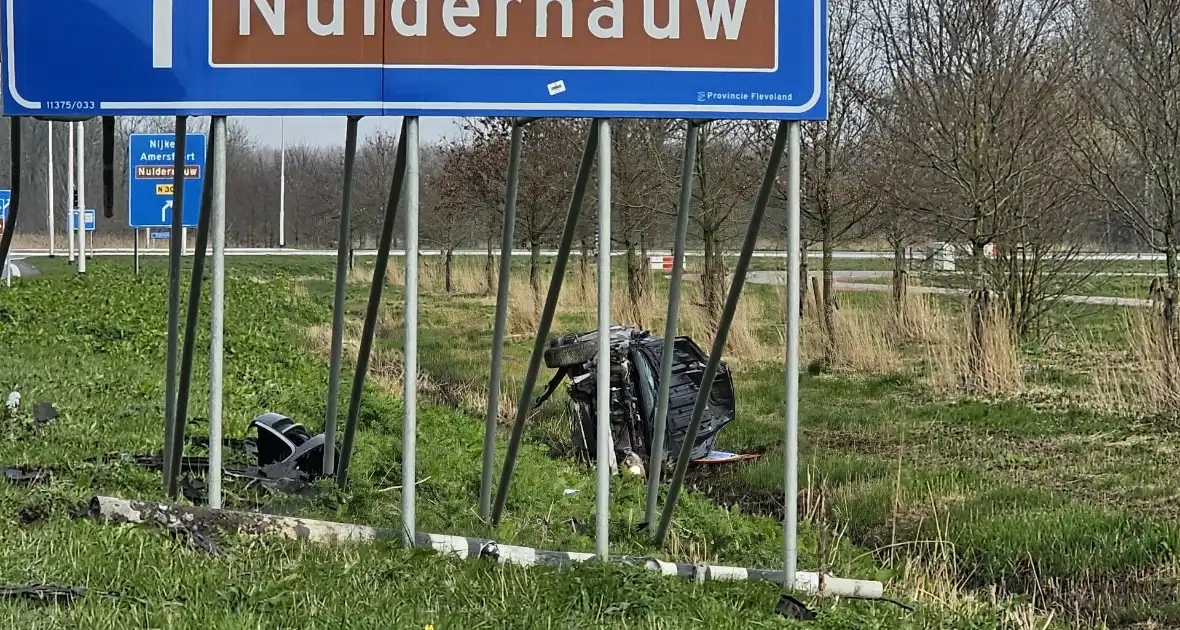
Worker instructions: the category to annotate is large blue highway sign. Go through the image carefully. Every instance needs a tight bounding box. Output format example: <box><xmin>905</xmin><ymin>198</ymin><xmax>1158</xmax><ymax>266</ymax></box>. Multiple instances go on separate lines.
<box><xmin>128</xmin><ymin>133</ymin><xmax>207</xmax><ymax>229</ymax></box>
<box><xmin>1</xmin><ymin>0</ymin><xmax>828</xmax><ymax>120</ymax></box>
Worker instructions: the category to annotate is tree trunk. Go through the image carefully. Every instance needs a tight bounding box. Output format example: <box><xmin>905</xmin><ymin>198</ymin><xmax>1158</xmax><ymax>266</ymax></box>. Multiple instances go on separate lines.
<box><xmin>821</xmin><ymin>219</ymin><xmax>836</xmax><ymax>362</ymax></box>
<box><xmin>530</xmin><ymin>239</ymin><xmax>543</xmax><ymax>316</ymax></box>
<box><xmin>638</xmin><ymin>232</ymin><xmax>651</xmax><ymax>301</ymax></box>
<box><xmin>969</xmin><ymin>243</ymin><xmax>989</xmax><ymax>391</ymax></box>
<box><xmin>799</xmin><ymin>245</ymin><xmax>810</xmax><ymax>320</ymax></box>
<box><xmin>444</xmin><ymin>248</ymin><xmax>454</xmax><ymax>294</ymax></box>
<box><xmin>580</xmin><ymin>237</ymin><xmax>590</xmax><ymax>301</ymax></box>
<box><xmin>625</xmin><ymin>236</ymin><xmax>641</xmax><ymax>320</ymax></box>
<box><xmin>891</xmin><ymin>238</ymin><xmax>906</xmax><ymax>319</ymax></box>
<box><xmin>485</xmin><ymin>239</ymin><xmax>495</xmax><ymax>297</ymax></box>
<box><xmin>1005</xmin><ymin>242</ymin><xmax>1020</xmax><ymax>332</ymax></box>
<box><xmin>701</xmin><ymin>227</ymin><xmax>724</xmax><ymax>322</ymax></box>
<box><xmin>485</xmin><ymin>210</ymin><xmax>496</xmax><ymax>296</ymax></box>
<box><xmin>1164</xmin><ymin>244</ymin><xmax>1179</xmax><ymax>396</ymax></box>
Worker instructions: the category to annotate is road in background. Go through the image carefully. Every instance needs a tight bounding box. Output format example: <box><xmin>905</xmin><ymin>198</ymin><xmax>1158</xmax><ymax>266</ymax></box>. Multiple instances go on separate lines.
<box><xmin>6</xmin><ymin>247</ymin><xmax>1173</xmax><ymax>261</ymax></box>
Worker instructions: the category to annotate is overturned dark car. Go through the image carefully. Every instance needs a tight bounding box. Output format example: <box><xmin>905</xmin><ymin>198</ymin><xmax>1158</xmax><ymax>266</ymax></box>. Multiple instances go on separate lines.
<box><xmin>533</xmin><ymin>325</ymin><xmax>737</xmax><ymax>476</ymax></box>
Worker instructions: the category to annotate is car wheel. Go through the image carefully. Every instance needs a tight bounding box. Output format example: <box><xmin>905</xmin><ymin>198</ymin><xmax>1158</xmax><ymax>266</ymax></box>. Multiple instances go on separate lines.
<box><xmin>544</xmin><ymin>336</ymin><xmax>599</xmax><ymax>368</ymax></box>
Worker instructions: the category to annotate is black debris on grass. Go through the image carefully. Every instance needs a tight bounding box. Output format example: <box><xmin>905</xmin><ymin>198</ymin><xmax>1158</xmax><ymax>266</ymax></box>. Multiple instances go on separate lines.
<box><xmin>168</xmin><ymin>522</ymin><xmax>228</xmax><ymax>559</ymax></box>
<box><xmin>776</xmin><ymin>593</ymin><xmax>817</xmax><ymax>621</ymax></box>
<box><xmin>31</xmin><ymin>402</ymin><xmax>58</xmax><ymax>425</ymax></box>
<box><xmin>0</xmin><ymin>585</ymin><xmax>88</xmax><ymax>606</ymax></box>
<box><xmin>17</xmin><ymin>504</ymin><xmax>49</xmax><ymax>525</ymax></box>
<box><xmin>3</xmin><ymin>467</ymin><xmax>50</xmax><ymax>486</ymax></box>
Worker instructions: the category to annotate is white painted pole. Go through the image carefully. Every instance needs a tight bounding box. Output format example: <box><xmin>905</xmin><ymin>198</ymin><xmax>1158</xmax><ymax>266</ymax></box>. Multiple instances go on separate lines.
<box><xmin>76</xmin><ymin>121</ymin><xmax>86</xmax><ymax>274</ymax></box>
<box><xmin>595</xmin><ymin>119</ymin><xmax>612</xmax><ymax>561</ymax></box>
<box><xmin>47</xmin><ymin>122</ymin><xmax>55</xmax><ymax>257</ymax></box>
<box><xmin>208</xmin><ymin>117</ymin><xmax>228</xmax><ymax>509</ymax></box>
<box><xmin>279</xmin><ymin>117</ymin><xmax>286</xmax><ymax>247</ymax></box>
<box><xmin>402</xmin><ymin>116</ymin><xmax>420</xmax><ymax>546</ymax></box>
<box><xmin>783</xmin><ymin>121</ymin><xmax>802</xmax><ymax>588</ymax></box>
<box><xmin>67</xmin><ymin>122</ymin><xmax>75</xmax><ymax>263</ymax></box>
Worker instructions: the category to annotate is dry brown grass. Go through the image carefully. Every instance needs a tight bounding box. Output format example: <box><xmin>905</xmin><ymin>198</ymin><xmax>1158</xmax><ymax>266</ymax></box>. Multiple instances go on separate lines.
<box><xmin>1089</xmin><ymin>308</ymin><xmax>1180</xmax><ymax>416</ymax></box>
<box><xmin>11</xmin><ymin>233</ymin><xmax>143</xmax><ymax>249</ymax></box>
<box><xmin>303</xmin><ymin>311</ymin><xmax>500</xmax><ymax>419</ymax></box>
<box><xmin>322</xmin><ymin>256</ymin><xmax>1042</xmax><ymax>415</ymax></box>
<box><xmin>920</xmin><ymin>301</ymin><xmax>1023</xmax><ymax>396</ymax></box>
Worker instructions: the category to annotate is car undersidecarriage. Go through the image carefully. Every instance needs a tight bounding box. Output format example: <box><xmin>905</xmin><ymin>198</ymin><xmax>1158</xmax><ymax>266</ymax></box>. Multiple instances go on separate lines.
<box><xmin>532</xmin><ymin>325</ymin><xmax>737</xmax><ymax>479</ymax></box>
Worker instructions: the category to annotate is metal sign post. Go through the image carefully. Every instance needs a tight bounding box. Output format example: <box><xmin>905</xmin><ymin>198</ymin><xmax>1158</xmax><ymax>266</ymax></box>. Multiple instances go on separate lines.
<box><xmin>208</xmin><ymin>116</ymin><xmax>228</xmax><ymax>509</ymax></box>
<box><xmin>335</xmin><ymin>121</ymin><xmax>410</xmax><ymax>487</ymax></box>
<box><xmin>642</xmin><ymin>121</ymin><xmax>700</xmax><ymax>527</ymax></box>
<box><xmin>162</xmin><ymin>118</ymin><xmax>188</xmax><ymax>495</ymax></box>
<box><xmin>76</xmin><ymin>121</ymin><xmax>86</xmax><ymax>274</ymax></box>
<box><xmin>164</xmin><ymin>122</ymin><xmax>219</xmax><ymax>500</ymax></box>
<box><xmin>595</xmin><ymin>119</ymin><xmax>613</xmax><ymax>560</ymax></box>
<box><xmin>403</xmin><ymin>117</ymin><xmax>421</xmax><ymax>545</ymax></box>
<box><xmin>654</xmin><ymin>122</ymin><xmax>792</xmax><ymax>545</ymax></box>
<box><xmin>479</xmin><ymin>119</ymin><xmax>529</xmax><ymax>522</ymax></box>
<box><xmin>783</xmin><ymin>121</ymin><xmax>803</xmax><ymax>586</ymax></box>
<box><xmin>67</xmin><ymin>122</ymin><xmax>75</xmax><ymax>264</ymax></box>
<box><xmin>324</xmin><ymin>116</ymin><xmax>362</xmax><ymax>475</ymax></box>
<box><xmin>0</xmin><ymin>120</ymin><xmax>20</xmax><ymax>285</ymax></box>
<box><xmin>47</xmin><ymin>121</ymin><xmax>55</xmax><ymax>258</ymax></box>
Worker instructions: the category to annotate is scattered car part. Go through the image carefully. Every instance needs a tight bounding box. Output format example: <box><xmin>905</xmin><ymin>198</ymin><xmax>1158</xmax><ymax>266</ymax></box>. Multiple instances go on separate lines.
<box><xmin>18</xmin><ymin>505</ymin><xmax>49</xmax><ymax>525</ymax></box>
<box><xmin>536</xmin><ymin>326</ymin><xmax>737</xmax><ymax>472</ymax></box>
<box><xmin>693</xmin><ymin>451</ymin><xmax>762</xmax><ymax>465</ymax></box>
<box><xmin>3</xmin><ymin>467</ymin><xmax>50</xmax><ymax>486</ymax></box>
<box><xmin>187</xmin><ymin>435</ymin><xmax>258</xmax><ymax>460</ymax></box>
<box><xmin>543</xmin><ymin>326</ymin><xmax>634</xmax><ymax>369</ymax></box>
<box><xmin>776</xmin><ymin>593</ymin><xmax>817</xmax><ymax>620</ymax></box>
<box><xmin>248</xmin><ymin>412</ymin><xmax>326</xmax><ymax>478</ymax></box>
<box><xmin>0</xmin><ymin>585</ymin><xmax>88</xmax><ymax>606</ymax></box>
<box><xmin>168</xmin><ymin>521</ymin><xmax>226</xmax><ymax>559</ymax></box>
<box><xmin>32</xmin><ymin>402</ymin><xmax>58</xmax><ymax>425</ymax></box>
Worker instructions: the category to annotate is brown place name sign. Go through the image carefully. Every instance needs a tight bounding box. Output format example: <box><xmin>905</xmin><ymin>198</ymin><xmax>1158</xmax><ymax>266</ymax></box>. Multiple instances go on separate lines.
<box><xmin>213</xmin><ymin>0</ymin><xmax>776</xmax><ymax>70</ymax></box>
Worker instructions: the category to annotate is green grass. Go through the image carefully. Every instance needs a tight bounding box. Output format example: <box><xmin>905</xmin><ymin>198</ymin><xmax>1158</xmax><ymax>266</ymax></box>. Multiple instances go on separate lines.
<box><xmin>711</xmin><ymin>368</ymin><xmax>1180</xmax><ymax>626</ymax></box>
<box><xmin>353</xmin><ymin>257</ymin><xmax>1179</xmax><ymax>626</ymax></box>
<box><xmin>0</xmin><ymin>257</ymin><xmax>1039</xmax><ymax>629</ymax></box>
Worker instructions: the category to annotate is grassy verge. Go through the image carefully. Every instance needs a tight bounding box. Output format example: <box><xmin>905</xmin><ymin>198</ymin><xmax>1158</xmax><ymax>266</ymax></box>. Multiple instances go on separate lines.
<box><xmin>0</xmin><ymin>257</ymin><xmax>1042</xmax><ymax>628</ymax></box>
<box><xmin>362</xmin><ymin>256</ymin><xmax>1180</xmax><ymax>627</ymax></box>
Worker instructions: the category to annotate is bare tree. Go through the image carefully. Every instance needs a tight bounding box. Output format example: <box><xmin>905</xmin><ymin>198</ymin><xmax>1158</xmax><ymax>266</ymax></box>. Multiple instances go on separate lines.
<box><xmin>870</xmin><ymin>0</ymin><xmax>1086</xmax><ymax>378</ymax></box>
<box><xmin>1074</xmin><ymin>0</ymin><xmax>1180</xmax><ymax>354</ymax></box>
<box><xmin>453</xmin><ymin>118</ymin><xmax>512</xmax><ymax>295</ymax></box>
<box><xmin>609</xmin><ymin>119</ymin><xmax>673</xmax><ymax>317</ymax></box>
<box><xmin>426</xmin><ymin>141</ymin><xmax>477</xmax><ymax>292</ymax></box>
<box><xmin>758</xmin><ymin>0</ymin><xmax>879</xmax><ymax>357</ymax></box>
<box><xmin>646</xmin><ymin>121</ymin><xmax>760</xmax><ymax>320</ymax></box>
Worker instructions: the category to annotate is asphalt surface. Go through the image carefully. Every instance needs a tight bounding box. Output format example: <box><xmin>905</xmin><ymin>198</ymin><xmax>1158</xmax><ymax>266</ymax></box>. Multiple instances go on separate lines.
<box><xmin>744</xmin><ymin>270</ymin><xmax>1151</xmax><ymax>308</ymax></box>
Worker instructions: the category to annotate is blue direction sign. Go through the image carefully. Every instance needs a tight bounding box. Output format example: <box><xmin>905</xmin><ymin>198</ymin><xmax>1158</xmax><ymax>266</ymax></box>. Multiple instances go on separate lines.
<box><xmin>69</xmin><ymin>209</ymin><xmax>97</xmax><ymax>232</ymax></box>
<box><xmin>0</xmin><ymin>190</ymin><xmax>10</xmax><ymax>223</ymax></box>
<box><xmin>1</xmin><ymin>0</ymin><xmax>827</xmax><ymax>120</ymax></box>
<box><xmin>128</xmin><ymin>133</ymin><xmax>207</xmax><ymax>229</ymax></box>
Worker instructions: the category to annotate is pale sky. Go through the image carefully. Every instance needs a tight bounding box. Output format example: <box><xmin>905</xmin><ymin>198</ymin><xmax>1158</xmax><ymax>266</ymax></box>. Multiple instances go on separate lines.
<box><xmin>238</xmin><ymin>116</ymin><xmax>464</xmax><ymax>148</ymax></box>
